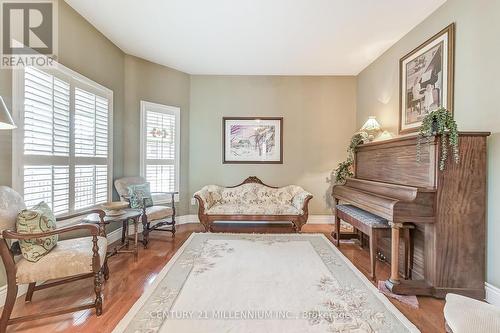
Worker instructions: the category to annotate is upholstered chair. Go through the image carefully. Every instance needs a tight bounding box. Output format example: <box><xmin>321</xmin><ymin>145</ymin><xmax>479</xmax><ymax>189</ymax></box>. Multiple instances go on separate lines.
<box><xmin>0</xmin><ymin>186</ymin><xmax>108</xmax><ymax>331</ymax></box>
<box><xmin>114</xmin><ymin>177</ymin><xmax>177</xmax><ymax>247</ymax></box>
<box><xmin>444</xmin><ymin>293</ymin><xmax>500</xmax><ymax>333</ymax></box>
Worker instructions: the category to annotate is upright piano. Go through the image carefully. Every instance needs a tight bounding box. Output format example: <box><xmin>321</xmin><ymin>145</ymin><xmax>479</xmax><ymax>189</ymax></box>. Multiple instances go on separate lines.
<box><xmin>332</xmin><ymin>132</ymin><xmax>490</xmax><ymax>298</ymax></box>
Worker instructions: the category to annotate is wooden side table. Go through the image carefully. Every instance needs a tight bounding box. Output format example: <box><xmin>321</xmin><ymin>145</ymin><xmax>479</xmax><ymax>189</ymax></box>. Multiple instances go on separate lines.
<box><xmin>83</xmin><ymin>209</ymin><xmax>142</xmax><ymax>264</ymax></box>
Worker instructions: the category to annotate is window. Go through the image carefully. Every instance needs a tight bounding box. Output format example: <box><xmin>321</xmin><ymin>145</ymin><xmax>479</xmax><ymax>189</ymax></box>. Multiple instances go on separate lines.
<box><xmin>140</xmin><ymin>101</ymin><xmax>180</xmax><ymax>201</ymax></box>
<box><xmin>13</xmin><ymin>65</ymin><xmax>113</xmax><ymax>215</ymax></box>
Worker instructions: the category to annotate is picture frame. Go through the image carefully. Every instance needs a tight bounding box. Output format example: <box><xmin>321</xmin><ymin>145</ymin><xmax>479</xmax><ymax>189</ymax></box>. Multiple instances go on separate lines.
<box><xmin>223</xmin><ymin>117</ymin><xmax>283</xmax><ymax>164</ymax></box>
<box><xmin>399</xmin><ymin>23</ymin><xmax>455</xmax><ymax>134</ymax></box>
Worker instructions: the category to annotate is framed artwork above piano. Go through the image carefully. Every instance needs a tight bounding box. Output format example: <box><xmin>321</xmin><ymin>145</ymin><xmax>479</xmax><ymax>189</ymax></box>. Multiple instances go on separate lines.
<box><xmin>399</xmin><ymin>23</ymin><xmax>455</xmax><ymax>134</ymax></box>
<box><xmin>332</xmin><ymin>131</ymin><xmax>490</xmax><ymax>299</ymax></box>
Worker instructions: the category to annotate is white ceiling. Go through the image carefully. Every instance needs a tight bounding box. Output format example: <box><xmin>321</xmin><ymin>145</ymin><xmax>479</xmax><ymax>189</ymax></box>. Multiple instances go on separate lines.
<box><xmin>65</xmin><ymin>0</ymin><xmax>446</xmax><ymax>75</ymax></box>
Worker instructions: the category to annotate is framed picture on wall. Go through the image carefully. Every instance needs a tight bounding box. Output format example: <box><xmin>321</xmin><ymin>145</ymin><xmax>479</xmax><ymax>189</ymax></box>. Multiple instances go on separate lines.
<box><xmin>223</xmin><ymin>117</ymin><xmax>283</xmax><ymax>164</ymax></box>
<box><xmin>399</xmin><ymin>23</ymin><xmax>455</xmax><ymax>134</ymax></box>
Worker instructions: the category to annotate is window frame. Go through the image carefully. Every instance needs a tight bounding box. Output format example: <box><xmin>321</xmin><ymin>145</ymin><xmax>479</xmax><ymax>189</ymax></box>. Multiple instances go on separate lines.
<box><xmin>12</xmin><ymin>62</ymin><xmax>114</xmax><ymax>216</ymax></box>
<box><xmin>139</xmin><ymin>100</ymin><xmax>180</xmax><ymax>203</ymax></box>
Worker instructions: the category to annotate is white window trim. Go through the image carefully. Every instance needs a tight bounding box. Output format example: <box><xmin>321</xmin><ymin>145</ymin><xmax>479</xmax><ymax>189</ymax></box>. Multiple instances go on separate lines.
<box><xmin>12</xmin><ymin>62</ymin><xmax>114</xmax><ymax>216</ymax></box>
<box><xmin>139</xmin><ymin>100</ymin><xmax>180</xmax><ymax>203</ymax></box>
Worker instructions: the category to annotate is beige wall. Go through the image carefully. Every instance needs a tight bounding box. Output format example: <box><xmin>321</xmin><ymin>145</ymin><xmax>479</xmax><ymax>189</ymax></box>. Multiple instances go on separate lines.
<box><xmin>189</xmin><ymin>76</ymin><xmax>357</xmax><ymax>215</ymax></box>
<box><xmin>0</xmin><ymin>1</ymin><xmax>126</xmax><ymax>285</ymax></box>
<box><xmin>123</xmin><ymin>55</ymin><xmax>191</xmax><ymax>215</ymax></box>
<box><xmin>356</xmin><ymin>0</ymin><xmax>500</xmax><ymax>287</ymax></box>
<box><xmin>0</xmin><ymin>1</ymin><xmax>126</xmax><ymax>186</ymax></box>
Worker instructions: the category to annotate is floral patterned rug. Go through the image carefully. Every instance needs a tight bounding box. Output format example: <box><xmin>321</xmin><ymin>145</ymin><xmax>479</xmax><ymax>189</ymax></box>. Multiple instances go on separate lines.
<box><xmin>113</xmin><ymin>233</ymin><xmax>419</xmax><ymax>333</ymax></box>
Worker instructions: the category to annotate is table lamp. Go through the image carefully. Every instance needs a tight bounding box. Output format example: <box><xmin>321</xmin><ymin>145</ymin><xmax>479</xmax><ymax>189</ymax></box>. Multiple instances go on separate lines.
<box><xmin>360</xmin><ymin>116</ymin><xmax>381</xmax><ymax>141</ymax></box>
<box><xmin>0</xmin><ymin>96</ymin><xmax>16</xmax><ymax>130</ymax></box>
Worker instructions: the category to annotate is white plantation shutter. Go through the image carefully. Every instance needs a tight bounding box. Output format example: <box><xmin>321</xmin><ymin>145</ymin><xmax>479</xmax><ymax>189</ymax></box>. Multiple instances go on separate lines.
<box><xmin>74</xmin><ymin>89</ymin><xmax>109</xmax><ymax>158</ymax></box>
<box><xmin>146</xmin><ymin>164</ymin><xmax>175</xmax><ymax>192</ymax></box>
<box><xmin>75</xmin><ymin>88</ymin><xmax>96</xmax><ymax>157</ymax></box>
<box><xmin>74</xmin><ymin>165</ymin><xmax>108</xmax><ymax>210</ymax></box>
<box><xmin>24</xmin><ymin>67</ymin><xmax>70</xmax><ymax>156</ymax></box>
<box><xmin>140</xmin><ymin>102</ymin><xmax>180</xmax><ymax>198</ymax></box>
<box><xmin>96</xmin><ymin>96</ymin><xmax>109</xmax><ymax>158</ymax></box>
<box><xmin>23</xmin><ymin>165</ymin><xmax>69</xmax><ymax>215</ymax></box>
<box><xmin>13</xmin><ymin>65</ymin><xmax>113</xmax><ymax>216</ymax></box>
<box><xmin>73</xmin><ymin>87</ymin><xmax>109</xmax><ymax>210</ymax></box>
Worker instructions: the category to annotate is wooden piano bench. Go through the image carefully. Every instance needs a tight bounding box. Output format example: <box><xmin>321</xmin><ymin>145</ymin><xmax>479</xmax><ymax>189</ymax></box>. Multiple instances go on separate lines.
<box><xmin>333</xmin><ymin>204</ymin><xmax>412</xmax><ymax>282</ymax></box>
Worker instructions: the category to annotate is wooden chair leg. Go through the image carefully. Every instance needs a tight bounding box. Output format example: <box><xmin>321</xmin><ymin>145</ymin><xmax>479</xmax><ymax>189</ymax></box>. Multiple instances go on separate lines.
<box><xmin>0</xmin><ymin>283</ymin><xmax>18</xmax><ymax>331</ymax></box>
<box><xmin>141</xmin><ymin>221</ymin><xmax>149</xmax><ymax>249</ymax></box>
<box><xmin>369</xmin><ymin>230</ymin><xmax>378</xmax><ymax>282</ymax></box>
<box><xmin>335</xmin><ymin>215</ymin><xmax>341</xmax><ymax>247</ymax></box>
<box><xmin>94</xmin><ymin>271</ymin><xmax>103</xmax><ymax>316</ymax></box>
<box><xmin>333</xmin><ymin>199</ymin><xmax>340</xmax><ymax>246</ymax></box>
<box><xmin>25</xmin><ymin>282</ymin><xmax>36</xmax><ymax>302</ymax></box>
<box><xmin>121</xmin><ymin>220</ymin><xmax>126</xmax><ymax>244</ymax></box>
<box><xmin>103</xmin><ymin>258</ymin><xmax>110</xmax><ymax>281</ymax></box>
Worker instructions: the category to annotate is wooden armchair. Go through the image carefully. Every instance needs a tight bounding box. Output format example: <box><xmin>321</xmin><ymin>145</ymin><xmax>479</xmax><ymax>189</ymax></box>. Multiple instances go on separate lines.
<box><xmin>0</xmin><ymin>186</ymin><xmax>108</xmax><ymax>332</ymax></box>
<box><xmin>114</xmin><ymin>177</ymin><xmax>177</xmax><ymax>248</ymax></box>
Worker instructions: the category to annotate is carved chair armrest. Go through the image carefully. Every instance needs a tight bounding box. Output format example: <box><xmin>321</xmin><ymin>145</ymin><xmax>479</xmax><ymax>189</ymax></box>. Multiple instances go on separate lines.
<box><xmin>193</xmin><ymin>194</ymin><xmax>206</xmax><ymax>214</ymax></box>
<box><xmin>193</xmin><ymin>189</ymin><xmax>213</xmax><ymax>213</ymax></box>
<box><xmin>2</xmin><ymin>223</ymin><xmax>100</xmax><ymax>240</ymax></box>
<box><xmin>144</xmin><ymin>192</ymin><xmax>178</xmax><ymax>215</ymax></box>
<box><xmin>292</xmin><ymin>191</ymin><xmax>313</xmax><ymax>213</ymax></box>
<box><xmin>148</xmin><ymin>192</ymin><xmax>178</xmax><ymax>203</ymax></box>
<box><xmin>3</xmin><ymin>210</ymin><xmax>105</xmax><ymax>271</ymax></box>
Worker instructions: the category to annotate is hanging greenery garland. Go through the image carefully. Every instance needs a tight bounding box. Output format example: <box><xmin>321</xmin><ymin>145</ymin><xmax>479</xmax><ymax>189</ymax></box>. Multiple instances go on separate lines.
<box><xmin>416</xmin><ymin>107</ymin><xmax>459</xmax><ymax>171</ymax></box>
<box><xmin>332</xmin><ymin>132</ymin><xmax>368</xmax><ymax>184</ymax></box>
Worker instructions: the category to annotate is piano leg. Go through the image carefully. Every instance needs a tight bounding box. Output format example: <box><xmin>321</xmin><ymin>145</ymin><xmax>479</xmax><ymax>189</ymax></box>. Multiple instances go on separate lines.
<box><xmin>388</xmin><ymin>222</ymin><xmax>402</xmax><ymax>285</ymax></box>
<box><xmin>385</xmin><ymin>223</ymin><xmax>433</xmax><ymax>296</ymax></box>
<box><xmin>403</xmin><ymin>227</ymin><xmax>411</xmax><ymax>279</ymax></box>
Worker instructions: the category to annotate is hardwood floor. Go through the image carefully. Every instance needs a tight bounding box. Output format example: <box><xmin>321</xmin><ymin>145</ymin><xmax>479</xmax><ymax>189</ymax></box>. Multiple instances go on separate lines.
<box><xmin>4</xmin><ymin>223</ymin><xmax>445</xmax><ymax>333</ymax></box>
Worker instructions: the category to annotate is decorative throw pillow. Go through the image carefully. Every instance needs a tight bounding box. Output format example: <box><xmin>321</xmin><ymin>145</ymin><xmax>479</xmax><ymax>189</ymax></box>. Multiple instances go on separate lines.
<box><xmin>128</xmin><ymin>183</ymin><xmax>154</xmax><ymax>209</ymax></box>
<box><xmin>16</xmin><ymin>201</ymin><xmax>58</xmax><ymax>262</ymax></box>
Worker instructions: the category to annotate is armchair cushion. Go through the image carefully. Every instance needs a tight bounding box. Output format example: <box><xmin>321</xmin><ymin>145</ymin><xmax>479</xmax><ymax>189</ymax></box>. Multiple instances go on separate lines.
<box><xmin>145</xmin><ymin>206</ymin><xmax>173</xmax><ymax>221</ymax></box>
<box><xmin>16</xmin><ymin>202</ymin><xmax>57</xmax><ymax>262</ymax></box>
<box><xmin>444</xmin><ymin>293</ymin><xmax>500</xmax><ymax>333</ymax></box>
<box><xmin>16</xmin><ymin>236</ymin><xmax>107</xmax><ymax>284</ymax></box>
<box><xmin>127</xmin><ymin>183</ymin><xmax>154</xmax><ymax>209</ymax></box>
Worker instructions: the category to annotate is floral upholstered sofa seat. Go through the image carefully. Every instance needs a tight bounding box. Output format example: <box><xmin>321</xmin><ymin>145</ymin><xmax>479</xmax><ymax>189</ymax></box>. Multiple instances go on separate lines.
<box><xmin>194</xmin><ymin>177</ymin><xmax>312</xmax><ymax>232</ymax></box>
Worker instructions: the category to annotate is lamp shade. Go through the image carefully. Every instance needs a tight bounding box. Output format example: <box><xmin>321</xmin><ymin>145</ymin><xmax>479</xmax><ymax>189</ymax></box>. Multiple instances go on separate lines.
<box><xmin>360</xmin><ymin>116</ymin><xmax>382</xmax><ymax>141</ymax></box>
<box><xmin>0</xmin><ymin>96</ymin><xmax>16</xmax><ymax>130</ymax></box>
<box><xmin>360</xmin><ymin>116</ymin><xmax>381</xmax><ymax>132</ymax></box>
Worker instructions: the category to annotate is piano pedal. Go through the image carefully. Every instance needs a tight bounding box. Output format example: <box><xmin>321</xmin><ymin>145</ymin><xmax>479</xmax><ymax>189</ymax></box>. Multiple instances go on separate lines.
<box><xmin>377</xmin><ymin>252</ymin><xmax>387</xmax><ymax>262</ymax></box>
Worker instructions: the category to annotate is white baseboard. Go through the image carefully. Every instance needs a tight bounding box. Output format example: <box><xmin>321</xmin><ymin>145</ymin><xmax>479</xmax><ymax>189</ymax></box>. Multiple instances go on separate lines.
<box><xmin>306</xmin><ymin>215</ymin><xmax>334</xmax><ymax>224</ymax></box>
<box><xmin>485</xmin><ymin>283</ymin><xmax>500</xmax><ymax>307</ymax></box>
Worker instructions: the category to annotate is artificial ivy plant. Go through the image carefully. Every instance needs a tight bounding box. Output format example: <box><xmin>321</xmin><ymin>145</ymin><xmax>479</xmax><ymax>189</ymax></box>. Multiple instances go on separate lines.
<box><xmin>332</xmin><ymin>132</ymin><xmax>368</xmax><ymax>184</ymax></box>
<box><xmin>416</xmin><ymin>107</ymin><xmax>460</xmax><ymax>171</ymax></box>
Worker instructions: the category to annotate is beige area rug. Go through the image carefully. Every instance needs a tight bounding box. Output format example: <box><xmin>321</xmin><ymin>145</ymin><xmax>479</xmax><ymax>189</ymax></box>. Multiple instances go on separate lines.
<box><xmin>113</xmin><ymin>233</ymin><xmax>419</xmax><ymax>333</ymax></box>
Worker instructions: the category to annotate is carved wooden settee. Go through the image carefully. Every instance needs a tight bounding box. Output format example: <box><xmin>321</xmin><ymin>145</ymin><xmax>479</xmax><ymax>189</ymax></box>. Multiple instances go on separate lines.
<box><xmin>194</xmin><ymin>177</ymin><xmax>313</xmax><ymax>232</ymax></box>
